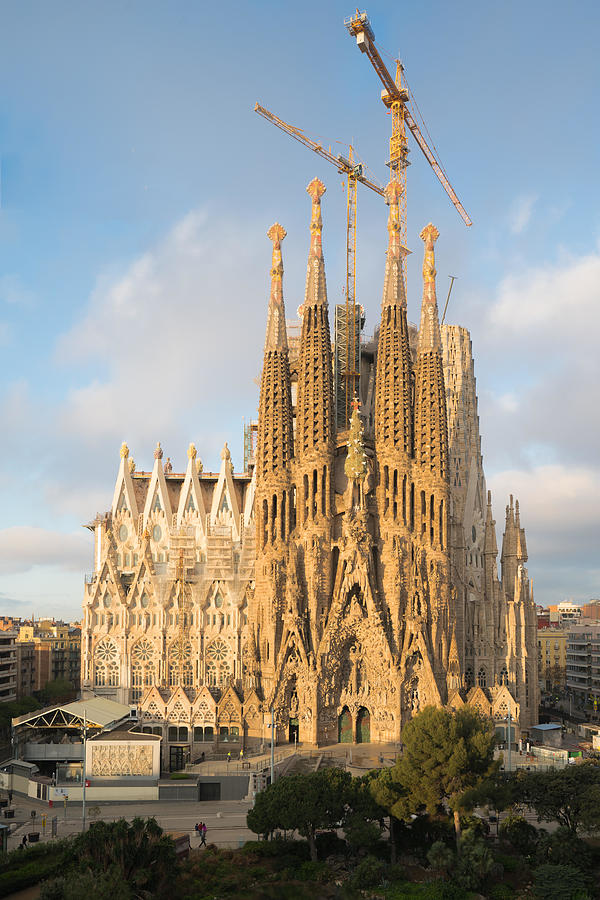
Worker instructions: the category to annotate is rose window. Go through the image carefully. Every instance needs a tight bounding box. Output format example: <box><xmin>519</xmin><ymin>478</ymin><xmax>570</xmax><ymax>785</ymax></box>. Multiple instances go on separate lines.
<box><xmin>95</xmin><ymin>639</ymin><xmax>117</xmax><ymax>663</ymax></box>
<box><xmin>169</xmin><ymin>641</ymin><xmax>192</xmax><ymax>662</ymax></box>
<box><xmin>132</xmin><ymin>639</ymin><xmax>154</xmax><ymax>662</ymax></box>
<box><xmin>206</xmin><ymin>638</ymin><xmax>229</xmax><ymax>662</ymax></box>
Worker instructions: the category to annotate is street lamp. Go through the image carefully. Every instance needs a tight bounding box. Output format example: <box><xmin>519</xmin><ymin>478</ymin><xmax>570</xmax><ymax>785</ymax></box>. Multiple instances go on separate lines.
<box><xmin>81</xmin><ymin>711</ymin><xmax>88</xmax><ymax>832</ymax></box>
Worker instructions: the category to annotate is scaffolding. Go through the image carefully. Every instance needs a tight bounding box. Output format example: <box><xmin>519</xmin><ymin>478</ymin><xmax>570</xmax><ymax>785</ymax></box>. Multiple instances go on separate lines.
<box><xmin>243</xmin><ymin>420</ymin><xmax>258</xmax><ymax>472</ymax></box>
<box><xmin>334</xmin><ymin>303</ymin><xmax>364</xmax><ymax>431</ymax></box>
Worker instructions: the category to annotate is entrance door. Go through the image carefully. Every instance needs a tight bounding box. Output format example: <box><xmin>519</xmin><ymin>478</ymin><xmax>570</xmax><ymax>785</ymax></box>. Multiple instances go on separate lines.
<box><xmin>289</xmin><ymin>717</ymin><xmax>299</xmax><ymax>743</ymax></box>
<box><xmin>338</xmin><ymin>707</ymin><xmax>352</xmax><ymax>743</ymax></box>
<box><xmin>169</xmin><ymin>747</ymin><xmax>189</xmax><ymax>772</ymax></box>
<box><xmin>356</xmin><ymin>707</ymin><xmax>370</xmax><ymax>743</ymax></box>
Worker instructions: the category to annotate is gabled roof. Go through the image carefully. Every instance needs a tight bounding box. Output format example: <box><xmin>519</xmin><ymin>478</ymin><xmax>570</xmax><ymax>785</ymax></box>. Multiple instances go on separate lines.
<box><xmin>12</xmin><ymin>696</ymin><xmax>131</xmax><ymax>730</ymax></box>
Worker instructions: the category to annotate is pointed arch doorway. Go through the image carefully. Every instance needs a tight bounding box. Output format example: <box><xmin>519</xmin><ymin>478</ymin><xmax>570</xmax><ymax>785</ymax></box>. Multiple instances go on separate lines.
<box><xmin>338</xmin><ymin>707</ymin><xmax>352</xmax><ymax>743</ymax></box>
<box><xmin>356</xmin><ymin>707</ymin><xmax>371</xmax><ymax>743</ymax></box>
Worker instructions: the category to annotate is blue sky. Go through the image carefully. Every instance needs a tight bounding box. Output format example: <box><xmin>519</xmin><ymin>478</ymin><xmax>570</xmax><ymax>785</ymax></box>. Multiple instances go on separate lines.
<box><xmin>0</xmin><ymin>0</ymin><xmax>598</xmax><ymax>619</ymax></box>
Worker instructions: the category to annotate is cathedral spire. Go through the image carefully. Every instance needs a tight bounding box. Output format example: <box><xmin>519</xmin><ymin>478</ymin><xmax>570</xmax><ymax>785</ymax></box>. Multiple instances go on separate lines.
<box><xmin>264</xmin><ymin>223</ymin><xmax>288</xmax><ymax>351</ymax></box>
<box><xmin>417</xmin><ymin>223</ymin><xmax>442</xmax><ymax>351</ymax></box>
<box><xmin>381</xmin><ymin>181</ymin><xmax>406</xmax><ymax>309</ymax></box>
<box><xmin>374</xmin><ymin>181</ymin><xmax>412</xmax><ymax>454</ymax></box>
<box><xmin>296</xmin><ymin>177</ymin><xmax>334</xmax><ymax>459</ymax></box>
<box><xmin>256</xmin><ymin>223</ymin><xmax>294</xmax><ymax>482</ymax></box>
<box><xmin>307</xmin><ymin>177</ymin><xmax>325</xmax><ymax>261</ymax></box>
<box><xmin>413</xmin><ymin>223</ymin><xmax>448</xmax><ymax>479</ymax></box>
<box><xmin>484</xmin><ymin>490</ymin><xmax>498</xmax><ymax>556</ymax></box>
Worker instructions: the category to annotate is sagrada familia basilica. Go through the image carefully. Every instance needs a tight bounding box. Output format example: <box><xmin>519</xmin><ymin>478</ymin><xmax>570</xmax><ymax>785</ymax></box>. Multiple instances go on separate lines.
<box><xmin>81</xmin><ymin>178</ymin><xmax>538</xmax><ymax>767</ymax></box>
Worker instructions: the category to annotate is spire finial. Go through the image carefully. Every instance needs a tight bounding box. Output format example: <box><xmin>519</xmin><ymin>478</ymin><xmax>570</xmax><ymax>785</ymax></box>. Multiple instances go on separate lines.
<box><xmin>120</xmin><ymin>442</ymin><xmax>129</xmax><ymax>459</ymax></box>
<box><xmin>264</xmin><ymin>223</ymin><xmax>288</xmax><ymax>351</ymax></box>
<box><xmin>417</xmin><ymin>223</ymin><xmax>442</xmax><ymax>351</ymax></box>
<box><xmin>188</xmin><ymin>442</ymin><xmax>197</xmax><ymax>460</ymax></box>
<box><xmin>307</xmin><ymin>177</ymin><xmax>326</xmax><ymax>258</ymax></box>
<box><xmin>221</xmin><ymin>442</ymin><xmax>231</xmax><ymax>461</ymax></box>
<box><xmin>420</xmin><ymin>223</ymin><xmax>440</xmax><ymax>298</ymax></box>
<box><xmin>154</xmin><ymin>442</ymin><xmax>163</xmax><ymax>460</ymax></box>
<box><xmin>384</xmin><ymin>181</ymin><xmax>403</xmax><ymax>237</ymax></box>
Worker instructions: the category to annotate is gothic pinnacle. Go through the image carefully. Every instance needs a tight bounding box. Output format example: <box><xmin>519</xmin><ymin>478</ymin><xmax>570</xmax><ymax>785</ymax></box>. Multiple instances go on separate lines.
<box><xmin>264</xmin><ymin>223</ymin><xmax>288</xmax><ymax>351</ymax></box>
<box><xmin>307</xmin><ymin>177</ymin><xmax>326</xmax><ymax>260</ymax></box>
<box><xmin>381</xmin><ymin>181</ymin><xmax>406</xmax><ymax>309</ymax></box>
<box><xmin>417</xmin><ymin>223</ymin><xmax>442</xmax><ymax>352</ymax></box>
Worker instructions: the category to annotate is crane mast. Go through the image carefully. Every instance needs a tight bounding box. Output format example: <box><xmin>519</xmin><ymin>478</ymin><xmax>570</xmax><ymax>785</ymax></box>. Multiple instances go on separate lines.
<box><xmin>345</xmin><ymin>9</ymin><xmax>472</xmax><ymax>286</ymax></box>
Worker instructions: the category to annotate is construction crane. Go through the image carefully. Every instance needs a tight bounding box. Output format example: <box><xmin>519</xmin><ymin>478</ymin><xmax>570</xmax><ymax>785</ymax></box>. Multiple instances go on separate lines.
<box><xmin>345</xmin><ymin>10</ymin><xmax>472</xmax><ymax>266</ymax></box>
<box><xmin>255</xmin><ymin>102</ymin><xmax>383</xmax><ymax>428</ymax></box>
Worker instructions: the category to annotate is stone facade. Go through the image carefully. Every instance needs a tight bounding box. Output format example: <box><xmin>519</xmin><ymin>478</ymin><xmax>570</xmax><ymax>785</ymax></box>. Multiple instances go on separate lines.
<box><xmin>82</xmin><ymin>179</ymin><xmax>538</xmax><ymax>761</ymax></box>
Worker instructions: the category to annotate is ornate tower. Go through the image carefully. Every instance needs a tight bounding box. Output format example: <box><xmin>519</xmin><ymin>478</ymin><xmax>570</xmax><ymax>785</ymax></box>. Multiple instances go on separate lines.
<box><xmin>294</xmin><ymin>178</ymin><xmax>335</xmax><ymax>649</ymax></box>
<box><xmin>253</xmin><ymin>223</ymin><xmax>295</xmax><ymax>696</ymax></box>
<box><xmin>374</xmin><ymin>182</ymin><xmax>414</xmax><ymax>648</ymax></box>
<box><xmin>401</xmin><ymin>223</ymin><xmax>452</xmax><ymax>713</ymax></box>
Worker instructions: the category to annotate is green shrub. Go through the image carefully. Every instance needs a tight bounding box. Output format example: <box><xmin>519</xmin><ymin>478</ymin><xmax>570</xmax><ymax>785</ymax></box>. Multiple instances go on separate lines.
<box><xmin>427</xmin><ymin>840</ymin><xmax>455</xmax><ymax>877</ymax></box>
<box><xmin>532</xmin><ymin>863</ymin><xmax>590</xmax><ymax>900</ymax></box>
<box><xmin>242</xmin><ymin>839</ymin><xmax>310</xmax><ymax>860</ymax></box>
<box><xmin>417</xmin><ymin>881</ymin><xmax>469</xmax><ymax>900</ymax></box>
<box><xmin>315</xmin><ymin>831</ymin><xmax>347</xmax><ymax>857</ymax></box>
<box><xmin>494</xmin><ymin>852</ymin><xmax>519</xmax><ymax>873</ymax></box>
<box><xmin>536</xmin><ymin>827</ymin><xmax>592</xmax><ymax>871</ymax></box>
<box><xmin>489</xmin><ymin>884</ymin><xmax>515</xmax><ymax>900</ymax></box>
<box><xmin>499</xmin><ymin>812</ymin><xmax>538</xmax><ymax>854</ymax></box>
<box><xmin>40</xmin><ymin>868</ymin><xmax>131</xmax><ymax>900</ymax></box>
<box><xmin>296</xmin><ymin>860</ymin><xmax>331</xmax><ymax>883</ymax></box>
<box><xmin>169</xmin><ymin>772</ymin><xmax>190</xmax><ymax>779</ymax></box>
<box><xmin>454</xmin><ymin>830</ymin><xmax>497</xmax><ymax>890</ymax></box>
<box><xmin>386</xmin><ymin>862</ymin><xmax>406</xmax><ymax>882</ymax></box>
<box><xmin>0</xmin><ymin>842</ymin><xmax>75</xmax><ymax>899</ymax></box>
<box><xmin>350</xmin><ymin>854</ymin><xmax>385</xmax><ymax>888</ymax></box>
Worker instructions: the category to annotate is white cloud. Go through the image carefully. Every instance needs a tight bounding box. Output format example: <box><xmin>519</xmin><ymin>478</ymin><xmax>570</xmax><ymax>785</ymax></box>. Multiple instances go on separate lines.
<box><xmin>56</xmin><ymin>209</ymin><xmax>267</xmax><ymax>456</ymax></box>
<box><xmin>0</xmin><ymin>526</ymin><xmax>91</xmax><ymax>575</ymax></box>
<box><xmin>509</xmin><ymin>194</ymin><xmax>536</xmax><ymax>235</ymax></box>
<box><xmin>474</xmin><ymin>244</ymin><xmax>600</xmax><ymax>603</ymax></box>
<box><xmin>490</xmin><ymin>245</ymin><xmax>600</xmax><ymax>341</ymax></box>
<box><xmin>489</xmin><ymin>464</ymin><xmax>600</xmax><ymax>604</ymax></box>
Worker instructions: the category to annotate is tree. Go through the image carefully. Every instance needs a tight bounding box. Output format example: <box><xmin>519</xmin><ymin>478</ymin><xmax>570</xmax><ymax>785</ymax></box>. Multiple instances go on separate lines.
<box><xmin>247</xmin><ymin>769</ymin><xmax>353</xmax><ymax>861</ymax></box>
<box><xmin>343</xmin><ymin>773</ymin><xmax>385</xmax><ymax>855</ymax></box>
<box><xmin>368</xmin><ymin>766</ymin><xmax>408</xmax><ymax>863</ymax></box>
<box><xmin>427</xmin><ymin>840</ymin><xmax>455</xmax><ymax>879</ymax></box>
<box><xmin>392</xmin><ymin>706</ymin><xmax>499</xmax><ymax>846</ymax></box>
<box><xmin>520</xmin><ymin>762</ymin><xmax>600</xmax><ymax>834</ymax></box>
<box><xmin>38</xmin><ymin>679</ymin><xmax>76</xmax><ymax>705</ymax></box>
<box><xmin>74</xmin><ymin>817</ymin><xmax>176</xmax><ymax>893</ymax></box>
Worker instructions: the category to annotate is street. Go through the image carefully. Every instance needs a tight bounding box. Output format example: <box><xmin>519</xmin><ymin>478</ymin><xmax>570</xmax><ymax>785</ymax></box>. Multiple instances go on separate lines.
<box><xmin>4</xmin><ymin>795</ymin><xmax>255</xmax><ymax>852</ymax></box>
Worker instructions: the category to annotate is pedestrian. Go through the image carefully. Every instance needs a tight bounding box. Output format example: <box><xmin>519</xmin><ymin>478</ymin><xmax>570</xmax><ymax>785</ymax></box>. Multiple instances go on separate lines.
<box><xmin>194</xmin><ymin>822</ymin><xmax>200</xmax><ymax>834</ymax></box>
<box><xmin>227</xmin><ymin>751</ymin><xmax>231</xmax><ymax>764</ymax></box>
<box><xmin>20</xmin><ymin>835</ymin><xmax>27</xmax><ymax>849</ymax></box>
<box><xmin>200</xmin><ymin>751</ymin><xmax>205</xmax><ymax>763</ymax></box>
<box><xmin>200</xmin><ymin>822</ymin><xmax>207</xmax><ymax>847</ymax></box>
<box><xmin>239</xmin><ymin>749</ymin><xmax>244</xmax><ymax>761</ymax></box>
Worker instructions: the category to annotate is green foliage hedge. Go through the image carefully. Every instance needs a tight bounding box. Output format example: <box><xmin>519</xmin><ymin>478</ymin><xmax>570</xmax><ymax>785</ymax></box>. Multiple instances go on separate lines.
<box><xmin>0</xmin><ymin>839</ymin><xmax>74</xmax><ymax>898</ymax></box>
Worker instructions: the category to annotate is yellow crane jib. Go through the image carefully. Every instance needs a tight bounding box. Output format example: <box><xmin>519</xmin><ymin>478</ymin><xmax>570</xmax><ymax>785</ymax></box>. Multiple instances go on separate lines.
<box><xmin>344</xmin><ymin>10</ymin><xmax>472</xmax><ymax>230</ymax></box>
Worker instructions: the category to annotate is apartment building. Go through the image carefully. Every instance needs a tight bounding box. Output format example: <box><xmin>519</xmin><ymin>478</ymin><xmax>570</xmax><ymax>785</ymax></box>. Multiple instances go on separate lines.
<box><xmin>0</xmin><ymin>633</ymin><xmax>17</xmax><ymax>703</ymax></box>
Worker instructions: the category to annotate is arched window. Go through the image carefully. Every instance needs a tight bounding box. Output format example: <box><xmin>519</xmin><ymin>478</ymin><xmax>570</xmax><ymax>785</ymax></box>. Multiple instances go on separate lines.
<box><xmin>477</xmin><ymin>667</ymin><xmax>487</xmax><ymax>688</ymax></box>
<box><xmin>499</xmin><ymin>666</ymin><xmax>508</xmax><ymax>686</ymax></box>
<box><xmin>464</xmin><ymin>667</ymin><xmax>474</xmax><ymax>689</ymax></box>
